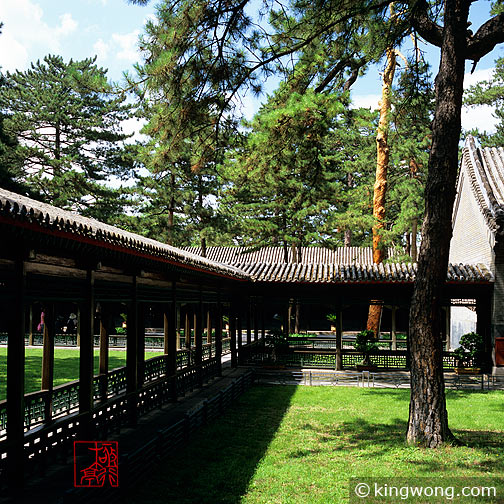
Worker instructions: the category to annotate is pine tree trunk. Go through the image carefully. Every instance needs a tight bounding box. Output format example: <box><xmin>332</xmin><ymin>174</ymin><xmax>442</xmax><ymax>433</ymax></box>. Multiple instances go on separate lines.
<box><xmin>407</xmin><ymin>0</ymin><xmax>468</xmax><ymax>447</ymax></box>
<box><xmin>167</xmin><ymin>173</ymin><xmax>175</xmax><ymax>245</ymax></box>
<box><xmin>411</xmin><ymin>218</ymin><xmax>418</xmax><ymax>262</ymax></box>
<box><xmin>344</xmin><ymin>229</ymin><xmax>352</xmax><ymax>247</ymax></box>
<box><xmin>367</xmin><ymin>47</ymin><xmax>396</xmax><ymax>336</ymax></box>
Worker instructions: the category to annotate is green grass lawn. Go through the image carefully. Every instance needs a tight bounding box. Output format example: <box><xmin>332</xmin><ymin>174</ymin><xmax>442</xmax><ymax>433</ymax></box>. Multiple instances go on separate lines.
<box><xmin>124</xmin><ymin>385</ymin><xmax>504</xmax><ymax>504</ymax></box>
<box><xmin>0</xmin><ymin>347</ymin><xmax>164</xmax><ymax>400</ymax></box>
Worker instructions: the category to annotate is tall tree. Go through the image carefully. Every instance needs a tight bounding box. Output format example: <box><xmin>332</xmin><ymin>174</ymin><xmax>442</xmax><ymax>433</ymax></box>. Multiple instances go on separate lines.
<box><xmin>222</xmin><ymin>89</ymin><xmax>360</xmax><ymax>255</ymax></box>
<box><xmin>130</xmin><ymin>0</ymin><xmax>504</xmax><ymax>446</ymax></box>
<box><xmin>0</xmin><ymin>54</ymin><xmax>135</xmax><ymax>220</ymax></box>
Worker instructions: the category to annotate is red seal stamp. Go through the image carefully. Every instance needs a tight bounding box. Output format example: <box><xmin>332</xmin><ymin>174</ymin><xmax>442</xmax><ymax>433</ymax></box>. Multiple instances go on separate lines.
<box><xmin>73</xmin><ymin>441</ymin><xmax>119</xmax><ymax>488</ymax></box>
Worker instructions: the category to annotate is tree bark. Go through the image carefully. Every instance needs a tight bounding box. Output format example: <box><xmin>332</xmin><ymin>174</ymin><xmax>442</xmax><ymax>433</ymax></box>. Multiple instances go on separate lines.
<box><xmin>367</xmin><ymin>46</ymin><xmax>396</xmax><ymax>336</ymax></box>
<box><xmin>407</xmin><ymin>0</ymin><xmax>469</xmax><ymax>447</ymax></box>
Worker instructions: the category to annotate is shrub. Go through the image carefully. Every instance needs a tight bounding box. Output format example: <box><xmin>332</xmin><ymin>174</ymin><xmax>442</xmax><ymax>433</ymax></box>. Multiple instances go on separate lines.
<box><xmin>453</xmin><ymin>332</ymin><xmax>485</xmax><ymax>368</ymax></box>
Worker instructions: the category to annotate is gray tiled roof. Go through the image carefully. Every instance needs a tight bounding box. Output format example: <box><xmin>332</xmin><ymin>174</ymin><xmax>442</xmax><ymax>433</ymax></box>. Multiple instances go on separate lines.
<box><xmin>0</xmin><ymin>188</ymin><xmax>248</xmax><ymax>279</ymax></box>
<box><xmin>0</xmin><ymin>188</ymin><xmax>493</xmax><ymax>285</ymax></box>
<box><xmin>461</xmin><ymin>136</ymin><xmax>504</xmax><ymax>235</ymax></box>
<box><xmin>235</xmin><ymin>262</ymin><xmax>493</xmax><ymax>283</ymax></box>
<box><xmin>182</xmin><ymin>246</ymin><xmax>396</xmax><ymax>264</ymax></box>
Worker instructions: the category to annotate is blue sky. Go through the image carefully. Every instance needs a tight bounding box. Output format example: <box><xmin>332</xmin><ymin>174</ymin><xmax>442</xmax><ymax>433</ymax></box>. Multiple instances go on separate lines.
<box><xmin>0</xmin><ymin>0</ymin><xmax>502</xmax><ymax>134</ymax></box>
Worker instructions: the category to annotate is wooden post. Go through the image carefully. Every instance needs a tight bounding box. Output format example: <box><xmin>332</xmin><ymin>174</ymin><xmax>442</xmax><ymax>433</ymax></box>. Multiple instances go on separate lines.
<box><xmin>391</xmin><ymin>306</ymin><xmax>397</xmax><ymax>351</ymax></box>
<box><xmin>476</xmin><ymin>293</ymin><xmax>492</xmax><ymax>368</ymax></box>
<box><xmin>215</xmin><ymin>294</ymin><xmax>223</xmax><ymax>376</ymax></box>
<box><xmin>41</xmin><ymin>303</ymin><xmax>55</xmax><ymax>401</ymax></box>
<box><xmin>261</xmin><ymin>302</ymin><xmax>265</xmax><ymax>340</ymax></box>
<box><xmin>176</xmin><ymin>305</ymin><xmax>181</xmax><ymax>351</ymax></box>
<box><xmin>126</xmin><ymin>276</ymin><xmax>139</xmax><ymax>426</ymax></box>
<box><xmin>246</xmin><ymin>299</ymin><xmax>252</xmax><ymax>345</ymax></box>
<box><xmin>206</xmin><ymin>309</ymin><xmax>212</xmax><ymax>344</ymax></box>
<box><xmin>6</xmin><ymin>259</ymin><xmax>26</xmax><ymax>489</ymax></box>
<box><xmin>28</xmin><ymin>304</ymin><xmax>33</xmax><ymax>346</ymax></box>
<box><xmin>336</xmin><ymin>309</ymin><xmax>343</xmax><ymax>371</ymax></box>
<box><xmin>253</xmin><ymin>302</ymin><xmax>259</xmax><ymax>342</ymax></box>
<box><xmin>99</xmin><ymin>307</ymin><xmax>109</xmax><ymax>402</ymax></box>
<box><xmin>76</xmin><ymin>305</ymin><xmax>81</xmax><ymax>348</ymax></box>
<box><xmin>185</xmin><ymin>308</ymin><xmax>191</xmax><ymax>349</ymax></box>
<box><xmin>230</xmin><ymin>303</ymin><xmax>237</xmax><ymax>368</ymax></box>
<box><xmin>195</xmin><ymin>292</ymin><xmax>203</xmax><ymax>386</ymax></box>
<box><xmin>79</xmin><ymin>270</ymin><xmax>95</xmax><ymax>437</ymax></box>
<box><xmin>137</xmin><ymin>303</ymin><xmax>145</xmax><ymax>388</ymax></box>
<box><xmin>167</xmin><ymin>283</ymin><xmax>178</xmax><ymax>400</ymax></box>
<box><xmin>237</xmin><ymin>307</ymin><xmax>242</xmax><ymax>364</ymax></box>
<box><xmin>445</xmin><ymin>306</ymin><xmax>451</xmax><ymax>351</ymax></box>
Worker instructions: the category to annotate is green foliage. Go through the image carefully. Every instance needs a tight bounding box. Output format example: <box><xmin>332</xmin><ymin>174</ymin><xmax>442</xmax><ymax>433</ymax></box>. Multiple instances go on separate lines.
<box><xmin>221</xmin><ymin>89</ymin><xmax>377</xmax><ymax>249</ymax></box>
<box><xmin>354</xmin><ymin>329</ymin><xmax>378</xmax><ymax>356</ymax></box>
<box><xmin>453</xmin><ymin>332</ymin><xmax>485</xmax><ymax>368</ymax></box>
<box><xmin>326</xmin><ymin>313</ymin><xmax>338</xmax><ymax>323</ymax></box>
<box><xmin>0</xmin><ymin>54</ymin><xmax>135</xmax><ymax>221</ymax></box>
<box><xmin>265</xmin><ymin>328</ymin><xmax>289</xmax><ymax>351</ymax></box>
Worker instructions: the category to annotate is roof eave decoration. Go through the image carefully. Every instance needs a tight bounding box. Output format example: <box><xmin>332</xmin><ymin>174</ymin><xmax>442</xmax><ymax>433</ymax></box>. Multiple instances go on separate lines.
<box><xmin>0</xmin><ymin>188</ymin><xmax>248</xmax><ymax>280</ymax></box>
<box><xmin>464</xmin><ymin>135</ymin><xmax>504</xmax><ymax>236</ymax></box>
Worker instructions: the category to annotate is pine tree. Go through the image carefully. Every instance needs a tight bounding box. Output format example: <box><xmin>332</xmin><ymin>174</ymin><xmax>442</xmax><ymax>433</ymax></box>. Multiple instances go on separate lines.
<box><xmin>129</xmin><ymin>0</ymin><xmax>504</xmax><ymax>446</ymax></box>
<box><xmin>0</xmin><ymin>54</ymin><xmax>135</xmax><ymax>220</ymax></box>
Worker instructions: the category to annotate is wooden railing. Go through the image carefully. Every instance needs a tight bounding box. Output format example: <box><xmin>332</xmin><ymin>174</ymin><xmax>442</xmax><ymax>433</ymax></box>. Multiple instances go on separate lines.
<box><xmin>0</xmin><ymin>344</ymin><xmax>226</xmax><ymax>443</ymax></box>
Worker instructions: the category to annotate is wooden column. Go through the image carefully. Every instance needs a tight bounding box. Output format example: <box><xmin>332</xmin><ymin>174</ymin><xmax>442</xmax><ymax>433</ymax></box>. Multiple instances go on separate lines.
<box><xmin>335</xmin><ymin>309</ymin><xmax>343</xmax><ymax>371</ymax></box>
<box><xmin>167</xmin><ymin>283</ymin><xmax>178</xmax><ymax>400</ymax></box>
<box><xmin>391</xmin><ymin>306</ymin><xmax>397</xmax><ymax>351</ymax></box>
<box><xmin>28</xmin><ymin>304</ymin><xmax>33</xmax><ymax>346</ymax></box>
<box><xmin>253</xmin><ymin>302</ymin><xmax>259</xmax><ymax>342</ymax></box>
<box><xmin>195</xmin><ymin>291</ymin><xmax>203</xmax><ymax>386</ymax></box>
<box><xmin>261</xmin><ymin>302</ymin><xmax>265</xmax><ymax>340</ymax></box>
<box><xmin>126</xmin><ymin>275</ymin><xmax>139</xmax><ymax>426</ymax></box>
<box><xmin>185</xmin><ymin>307</ymin><xmax>191</xmax><ymax>349</ymax></box>
<box><xmin>79</xmin><ymin>270</ymin><xmax>95</xmax><ymax>437</ymax></box>
<box><xmin>6</xmin><ymin>259</ymin><xmax>26</xmax><ymax>488</ymax></box>
<box><xmin>99</xmin><ymin>308</ymin><xmax>109</xmax><ymax>402</ymax></box>
<box><xmin>237</xmin><ymin>307</ymin><xmax>242</xmax><ymax>365</ymax></box>
<box><xmin>41</xmin><ymin>303</ymin><xmax>55</xmax><ymax>423</ymax></box>
<box><xmin>246</xmin><ymin>299</ymin><xmax>252</xmax><ymax>345</ymax></box>
<box><xmin>176</xmin><ymin>305</ymin><xmax>181</xmax><ymax>351</ymax></box>
<box><xmin>76</xmin><ymin>306</ymin><xmax>81</xmax><ymax>347</ymax></box>
<box><xmin>476</xmin><ymin>292</ymin><xmax>492</xmax><ymax>369</ymax></box>
<box><xmin>230</xmin><ymin>303</ymin><xmax>238</xmax><ymax>368</ymax></box>
<box><xmin>215</xmin><ymin>294</ymin><xmax>223</xmax><ymax>376</ymax></box>
<box><xmin>137</xmin><ymin>303</ymin><xmax>145</xmax><ymax>388</ymax></box>
<box><xmin>206</xmin><ymin>309</ymin><xmax>212</xmax><ymax>347</ymax></box>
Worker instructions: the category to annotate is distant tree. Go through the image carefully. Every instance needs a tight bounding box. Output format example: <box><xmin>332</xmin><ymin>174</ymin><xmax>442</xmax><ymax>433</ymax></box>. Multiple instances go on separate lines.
<box><xmin>0</xmin><ymin>54</ymin><xmax>135</xmax><ymax>220</ymax></box>
<box><xmin>222</xmin><ymin>89</ymin><xmax>376</xmax><ymax>258</ymax></box>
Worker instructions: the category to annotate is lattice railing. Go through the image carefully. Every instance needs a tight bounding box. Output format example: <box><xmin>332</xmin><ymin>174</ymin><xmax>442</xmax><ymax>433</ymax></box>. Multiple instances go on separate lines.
<box><xmin>222</xmin><ymin>337</ymin><xmax>231</xmax><ymax>354</ymax></box>
<box><xmin>144</xmin><ymin>354</ymin><xmax>168</xmax><ymax>384</ymax></box>
<box><xmin>176</xmin><ymin>349</ymin><xmax>191</xmax><ymax>369</ymax></box>
<box><xmin>52</xmin><ymin>381</ymin><xmax>80</xmax><ymax>418</ymax></box>
<box><xmin>203</xmin><ymin>343</ymin><xmax>212</xmax><ymax>360</ymax></box>
<box><xmin>107</xmin><ymin>366</ymin><xmax>127</xmax><ymax>397</ymax></box>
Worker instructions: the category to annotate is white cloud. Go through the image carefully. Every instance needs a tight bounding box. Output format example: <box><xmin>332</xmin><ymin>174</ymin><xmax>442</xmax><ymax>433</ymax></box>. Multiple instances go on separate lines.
<box><xmin>93</xmin><ymin>38</ymin><xmax>110</xmax><ymax>62</ymax></box>
<box><xmin>351</xmin><ymin>94</ymin><xmax>381</xmax><ymax>110</ymax></box>
<box><xmin>462</xmin><ymin>105</ymin><xmax>497</xmax><ymax>134</ymax></box>
<box><xmin>462</xmin><ymin>67</ymin><xmax>498</xmax><ymax>133</ymax></box>
<box><xmin>55</xmin><ymin>13</ymin><xmax>78</xmax><ymax>37</ymax></box>
<box><xmin>463</xmin><ymin>67</ymin><xmax>494</xmax><ymax>89</ymax></box>
<box><xmin>112</xmin><ymin>29</ymin><xmax>141</xmax><ymax>62</ymax></box>
<box><xmin>0</xmin><ymin>0</ymin><xmax>77</xmax><ymax>71</ymax></box>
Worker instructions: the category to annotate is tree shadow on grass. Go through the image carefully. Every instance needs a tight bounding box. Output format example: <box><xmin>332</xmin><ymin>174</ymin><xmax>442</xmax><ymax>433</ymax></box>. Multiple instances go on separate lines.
<box><xmin>124</xmin><ymin>384</ymin><xmax>297</xmax><ymax>504</ymax></box>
